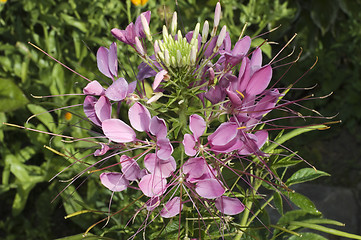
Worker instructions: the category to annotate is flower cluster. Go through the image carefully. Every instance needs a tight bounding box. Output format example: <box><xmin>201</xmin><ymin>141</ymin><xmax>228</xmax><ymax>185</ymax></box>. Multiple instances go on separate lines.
<box><xmin>82</xmin><ymin>1</ymin><xmax>284</xmax><ymax>233</ymax></box>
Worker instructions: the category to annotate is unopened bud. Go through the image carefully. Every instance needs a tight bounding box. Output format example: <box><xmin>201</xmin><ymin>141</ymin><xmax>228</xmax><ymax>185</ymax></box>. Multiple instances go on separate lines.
<box><xmin>157</xmin><ymin>51</ymin><xmax>165</xmax><ymax>62</ymax></box>
<box><xmin>163</xmin><ymin>25</ymin><xmax>169</xmax><ymax>42</ymax></box>
<box><xmin>201</xmin><ymin>20</ymin><xmax>209</xmax><ymax>43</ymax></box>
<box><xmin>177</xmin><ymin>50</ymin><xmax>182</xmax><ymax>67</ymax></box>
<box><xmin>192</xmin><ymin>23</ymin><xmax>200</xmax><ymax>41</ymax></box>
<box><xmin>164</xmin><ymin>49</ymin><xmax>170</xmax><ymax>66</ymax></box>
<box><xmin>135</xmin><ymin>36</ymin><xmax>145</xmax><ymax>56</ymax></box>
<box><xmin>147</xmin><ymin>92</ymin><xmax>164</xmax><ymax>104</ymax></box>
<box><xmin>177</xmin><ymin>30</ymin><xmax>183</xmax><ymax>40</ymax></box>
<box><xmin>154</xmin><ymin>40</ymin><xmax>160</xmax><ymax>55</ymax></box>
<box><xmin>190</xmin><ymin>45</ymin><xmax>197</xmax><ymax>65</ymax></box>
<box><xmin>171</xmin><ymin>12</ymin><xmax>177</xmax><ymax>36</ymax></box>
<box><xmin>214</xmin><ymin>2</ymin><xmax>221</xmax><ymax>29</ymax></box>
<box><xmin>141</xmin><ymin>13</ymin><xmax>152</xmax><ymax>42</ymax></box>
<box><xmin>216</xmin><ymin>25</ymin><xmax>227</xmax><ymax>49</ymax></box>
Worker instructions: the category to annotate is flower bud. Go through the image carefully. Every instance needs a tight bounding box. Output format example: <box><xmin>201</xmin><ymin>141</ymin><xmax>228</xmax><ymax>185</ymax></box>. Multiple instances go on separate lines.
<box><xmin>164</xmin><ymin>49</ymin><xmax>170</xmax><ymax>66</ymax></box>
<box><xmin>177</xmin><ymin>50</ymin><xmax>183</xmax><ymax>67</ymax></box>
<box><xmin>213</xmin><ymin>2</ymin><xmax>221</xmax><ymax>29</ymax></box>
<box><xmin>171</xmin><ymin>12</ymin><xmax>177</xmax><ymax>36</ymax></box>
<box><xmin>215</xmin><ymin>25</ymin><xmax>227</xmax><ymax>49</ymax></box>
<box><xmin>177</xmin><ymin>30</ymin><xmax>183</xmax><ymax>40</ymax></box>
<box><xmin>192</xmin><ymin>23</ymin><xmax>200</xmax><ymax>41</ymax></box>
<box><xmin>141</xmin><ymin>13</ymin><xmax>152</xmax><ymax>42</ymax></box>
<box><xmin>163</xmin><ymin>25</ymin><xmax>169</xmax><ymax>43</ymax></box>
<box><xmin>135</xmin><ymin>36</ymin><xmax>145</xmax><ymax>56</ymax></box>
<box><xmin>190</xmin><ymin>45</ymin><xmax>197</xmax><ymax>65</ymax></box>
<box><xmin>154</xmin><ymin>40</ymin><xmax>160</xmax><ymax>55</ymax></box>
<box><xmin>201</xmin><ymin>20</ymin><xmax>209</xmax><ymax>43</ymax></box>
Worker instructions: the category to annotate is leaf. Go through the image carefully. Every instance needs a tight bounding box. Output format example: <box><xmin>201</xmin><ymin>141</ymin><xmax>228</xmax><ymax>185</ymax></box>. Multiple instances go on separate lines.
<box><xmin>310</xmin><ymin>0</ymin><xmax>339</xmax><ymax>35</ymax></box>
<box><xmin>27</xmin><ymin>104</ymin><xmax>56</xmax><ymax>132</ymax></box>
<box><xmin>61</xmin><ymin>13</ymin><xmax>87</xmax><ymax>32</ymax></box>
<box><xmin>251</xmin><ymin>38</ymin><xmax>272</xmax><ymax>59</ymax></box>
<box><xmin>283</xmin><ymin>191</ymin><xmax>320</xmax><ymax>214</ymax></box>
<box><xmin>273</xmin><ymin>191</ymin><xmax>283</xmax><ymax>215</ymax></box>
<box><xmin>288</xmin><ymin>232</ymin><xmax>328</xmax><ymax>240</ymax></box>
<box><xmin>286</xmin><ymin>168</ymin><xmax>330</xmax><ymax>186</ymax></box>
<box><xmin>0</xmin><ymin>78</ymin><xmax>29</xmax><ymax>112</ymax></box>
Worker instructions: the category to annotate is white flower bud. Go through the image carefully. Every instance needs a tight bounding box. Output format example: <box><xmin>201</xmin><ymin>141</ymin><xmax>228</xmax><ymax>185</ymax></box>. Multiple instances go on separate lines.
<box><xmin>190</xmin><ymin>45</ymin><xmax>197</xmax><ymax>65</ymax></box>
<box><xmin>163</xmin><ymin>25</ymin><xmax>169</xmax><ymax>43</ymax></box>
<box><xmin>214</xmin><ymin>2</ymin><xmax>221</xmax><ymax>29</ymax></box>
<box><xmin>216</xmin><ymin>25</ymin><xmax>227</xmax><ymax>48</ymax></box>
<box><xmin>154</xmin><ymin>40</ymin><xmax>160</xmax><ymax>55</ymax></box>
<box><xmin>141</xmin><ymin>13</ymin><xmax>152</xmax><ymax>42</ymax></box>
<box><xmin>135</xmin><ymin>36</ymin><xmax>145</xmax><ymax>56</ymax></box>
<box><xmin>147</xmin><ymin>92</ymin><xmax>164</xmax><ymax>104</ymax></box>
<box><xmin>201</xmin><ymin>20</ymin><xmax>209</xmax><ymax>43</ymax></box>
<box><xmin>177</xmin><ymin>50</ymin><xmax>182</xmax><ymax>67</ymax></box>
<box><xmin>164</xmin><ymin>49</ymin><xmax>170</xmax><ymax>66</ymax></box>
<box><xmin>177</xmin><ymin>30</ymin><xmax>183</xmax><ymax>40</ymax></box>
<box><xmin>192</xmin><ymin>23</ymin><xmax>200</xmax><ymax>41</ymax></box>
<box><xmin>171</xmin><ymin>12</ymin><xmax>177</xmax><ymax>36</ymax></box>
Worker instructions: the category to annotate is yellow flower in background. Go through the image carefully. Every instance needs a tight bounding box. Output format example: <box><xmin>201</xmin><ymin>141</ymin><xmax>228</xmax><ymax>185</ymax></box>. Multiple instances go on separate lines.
<box><xmin>64</xmin><ymin>112</ymin><xmax>73</xmax><ymax>121</ymax></box>
<box><xmin>0</xmin><ymin>0</ymin><xmax>7</xmax><ymax>3</ymax></box>
<box><xmin>131</xmin><ymin>0</ymin><xmax>148</xmax><ymax>6</ymax></box>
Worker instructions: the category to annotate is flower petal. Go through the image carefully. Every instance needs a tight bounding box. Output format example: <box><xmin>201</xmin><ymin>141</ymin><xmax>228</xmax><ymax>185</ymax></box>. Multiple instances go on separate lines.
<box><xmin>189</xmin><ymin>114</ymin><xmax>206</xmax><ymax>140</ymax></box>
<box><xmin>95</xmin><ymin>96</ymin><xmax>111</xmax><ymax>122</ymax></box>
<box><xmin>128</xmin><ymin>102</ymin><xmax>151</xmax><ymax>132</ymax></box>
<box><xmin>83</xmin><ymin>80</ymin><xmax>105</xmax><ymax>96</ymax></box>
<box><xmin>144</xmin><ymin>153</ymin><xmax>176</xmax><ymax>178</ymax></box>
<box><xmin>139</xmin><ymin>174</ymin><xmax>167</xmax><ymax>197</ymax></box>
<box><xmin>102</xmin><ymin>119</ymin><xmax>136</xmax><ymax>143</ymax></box>
<box><xmin>83</xmin><ymin>96</ymin><xmax>101</xmax><ymax>126</ymax></box>
<box><xmin>160</xmin><ymin>197</ymin><xmax>182</xmax><ymax>218</ymax></box>
<box><xmin>182</xmin><ymin>134</ymin><xmax>197</xmax><ymax>156</ymax></box>
<box><xmin>245</xmin><ymin>65</ymin><xmax>272</xmax><ymax>96</ymax></box>
<box><xmin>153</xmin><ymin>70</ymin><xmax>167</xmax><ymax>90</ymax></box>
<box><xmin>195</xmin><ymin>179</ymin><xmax>225</xmax><ymax>199</ymax></box>
<box><xmin>149</xmin><ymin>116</ymin><xmax>167</xmax><ymax>139</ymax></box>
<box><xmin>97</xmin><ymin>47</ymin><xmax>111</xmax><ymax>78</ymax></box>
<box><xmin>99</xmin><ymin>172</ymin><xmax>129</xmax><ymax>192</ymax></box>
<box><xmin>105</xmin><ymin>77</ymin><xmax>129</xmax><ymax>101</ymax></box>
<box><xmin>156</xmin><ymin>138</ymin><xmax>173</xmax><ymax>160</ymax></box>
<box><xmin>120</xmin><ymin>155</ymin><xmax>142</xmax><ymax>181</ymax></box>
<box><xmin>108</xmin><ymin>42</ymin><xmax>118</xmax><ymax>78</ymax></box>
<box><xmin>215</xmin><ymin>196</ymin><xmax>245</xmax><ymax>215</ymax></box>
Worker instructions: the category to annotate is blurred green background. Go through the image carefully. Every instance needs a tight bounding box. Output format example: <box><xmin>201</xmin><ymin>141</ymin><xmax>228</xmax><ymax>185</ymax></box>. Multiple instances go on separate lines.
<box><xmin>1</xmin><ymin>0</ymin><xmax>360</xmax><ymax>239</ymax></box>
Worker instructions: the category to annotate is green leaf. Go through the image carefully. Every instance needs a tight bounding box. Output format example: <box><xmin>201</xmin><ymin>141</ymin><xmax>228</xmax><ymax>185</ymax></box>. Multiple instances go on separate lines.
<box><xmin>273</xmin><ymin>191</ymin><xmax>283</xmax><ymax>215</ymax></box>
<box><xmin>283</xmin><ymin>191</ymin><xmax>320</xmax><ymax>214</ymax></box>
<box><xmin>286</xmin><ymin>168</ymin><xmax>330</xmax><ymax>186</ymax></box>
<box><xmin>310</xmin><ymin>0</ymin><xmax>338</xmax><ymax>35</ymax></box>
<box><xmin>251</xmin><ymin>38</ymin><xmax>272</xmax><ymax>58</ymax></box>
<box><xmin>55</xmin><ymin>233</ymin><xmax>102</xmax><ymax>240</ymax></box>
<box><xmin>288</xmin><ymin>232</ymin><xmax>328</xmax><ymax>240</ymax></box>
<box><xmin>0</xmin><ymin>78</ymin><xmax>29</xmax><ymax>112</ymax></box>
<box><xmin>61</xmin><ymin>13</ymin><xmax>88</xmax><ymax>32</ymax></box>
<box><xmin>264</xmin><ymin>125</ymin><xmax>328</xmax><ymax>154</ymax></box>
<box><xmin>290</xmin><ymin>221</ymin><xmax>361</xmax><ymax>240</ymax></box>
<box><xmin>27</xmin><ymin>104</ymin><xmax>56</xmax><ymax>132</ymax></box>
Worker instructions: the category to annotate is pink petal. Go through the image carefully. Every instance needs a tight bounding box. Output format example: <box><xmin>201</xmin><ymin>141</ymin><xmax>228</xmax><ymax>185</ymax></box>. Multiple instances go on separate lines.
<box><xmin>128</xmin><ymin>102</ymin><xmax>151</xmax><ymax>132</ymax></box>
<box><xmin>105</xmin><ymin>77</ymin><xmax>129</xmax><ymax>101</ymax></box>
<box><xmin>195</xmin><ymin>179</ymin><xmax>225</xmax><ymax>199</ymax></box>
<box><xmin>146</xmin><ymin>196</ymin><xmax>160</xmax><ymax>211</ymax></box>
<box><xmin>215</xmin><ymin>196</ymin><xmax>245</xmax><ymax>215</ymax></box>
<box><xmin>97</xmin><ymin>47</ymin><xmax>111</xmax><ymax>78</ymax></box>
<box><xmin>245</xmin><ymin>65</ymin><xmax>272</xmax><ymax>96</ymax></box>
<box><xmin>99</xmin><ymin>172</ymin><xmax>129</xmax><ymax>192</ymax></box>
<box><xmin>83</xmin><ymin>80</ymin><xmax>105</xmax><ymax>95</ymax></box>
<box><xmin>120</xmin><ymin>155</ymin><xmax>142</xmax><ymax>181</ymax></box>
<box><xmin>102</xmin><ymin>119</ymin><xmax>136</xmax><ymax>143</ymax></box>
<box><xmin>138</xmin><ymin>174</ymin><xmax>167</xmax><ymax>197</ymax></box>
<box><xmin>226</xmin><ymin>88</ymin><xmax>243</xmax><ymax>107</ymax></box>
<box><xmin>182</xmin><ymin>157</ymin><xmax>208</xmax><ymax>180</ymax></box>
<box><xmin>135</xmin><ymin>11</ymin><xmax>151</xmax><ymax>38</ymax></box>
<box><xmin>108</xmin><ymin>42</ymin><xmax>118</xmax><ymax>78</ymax></box>
<box><xmin>238</xmin><ymin>131</ymin><xmax>268</xmax><ymax>155</ymax></box>
<box><xmin>94</xmin><ymin>143</ymin><xmax>109</xmax><ymax>156</ymax></box>
<box><xmin>83</xmin><ymin>96</ymin><xmax>101</xmax><ymax>126</ymax></box>
<box><xmin>144</xmin><ymin>153</ymin><xmax>176</xmax><ymax>178</ymax></box>
<box><xmin>95</xmin><ymin>96</ymin><xmax>111</xmax><ymax>122</ymax></box>
<box><xmin>153</xmin><ymin>70</ymin><xmax>167</xmax><ymax>90</ymax></box>
<box><xmin>127</xmin><ymin>81</ymin><xmax>137</xmax><ymax>95</ymax></box>
<box><xmin>149</xmin><ymin>116</ymin><xmax>167</xmax><ymax>139</ymax></box>
<box><xmin>160</xmin><ymin>197</ymin><xmax>183</xmax><ymax>218</ymax></box>
<box><xmin>182</xmin><ymin>134</ymin><xmax>197</xmax><ymax>156</ymax></box>
<box><xmin>156</xmin><ymin>138</ymin><xmax>173</xmax><ymax>160</ymax></box>
<box><xmin>250</xmin><ymin>47</ymin><xmax>262</xmax><ymax>75</ymax></box>
<box><xmin>207</xmin><ymin>122</ymin><xmax>238</xmax><ymax>147</ymax></box>
<box><xmin>189</xmin><ymin>114</ymin><xmax>206</xmax><ymax>140</ymax></box>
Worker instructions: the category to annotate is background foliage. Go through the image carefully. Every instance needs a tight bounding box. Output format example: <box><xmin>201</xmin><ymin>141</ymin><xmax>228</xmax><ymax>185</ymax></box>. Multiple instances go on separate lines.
<box><xmin>1</xmin><ymin>0</ymin><xmax>360</xmax><ymax>239</ymax></box>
